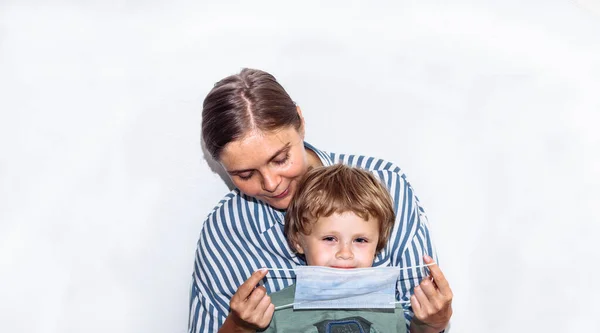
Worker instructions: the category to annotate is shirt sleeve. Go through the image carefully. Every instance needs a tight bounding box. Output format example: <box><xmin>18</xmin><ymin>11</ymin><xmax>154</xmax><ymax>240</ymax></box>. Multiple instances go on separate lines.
<box><xmin>397</xmin><ymin>196</ymin><xmax>438</xmax><ymax>330</ymax></box>
<box><xmin>188</xmin><ymin>277</ymin><xmax>225</xmax><ymax>333</ymax></box>
<box><xmin>188</xmin><ymin>223</ymin><xmax>230</xmax><ymax>333</ymax></box>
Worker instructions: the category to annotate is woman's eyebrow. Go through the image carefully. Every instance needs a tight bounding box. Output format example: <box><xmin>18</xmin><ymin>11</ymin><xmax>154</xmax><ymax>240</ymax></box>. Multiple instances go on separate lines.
<box><xmin>227</xmin><ymin>142</ymin><xmax>291</xmax><ymax>174</ymax></box>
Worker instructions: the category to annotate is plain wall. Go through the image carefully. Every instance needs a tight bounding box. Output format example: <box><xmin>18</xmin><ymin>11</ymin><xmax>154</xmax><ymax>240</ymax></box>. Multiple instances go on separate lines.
<box><xmin>1</xmin><ymin>1</ymin><xmax>599</xmax><ymax>332</ymax></box>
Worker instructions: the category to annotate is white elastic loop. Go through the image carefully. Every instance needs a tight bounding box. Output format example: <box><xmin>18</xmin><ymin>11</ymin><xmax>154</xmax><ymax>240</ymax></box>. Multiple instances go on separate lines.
<box><xmin>391</xmin><ymin>300</ymin><xmax>412</xmax><ymax>304</ymax></box>
<box><xmin>260</xmin><ymin>268</ymin><xmax>296</xmax><ymax>272</ymax></box>
<box><xmin>274</xmin><ymin>303</ymin><xmax>295</xmax><ymax>310</ymax></box>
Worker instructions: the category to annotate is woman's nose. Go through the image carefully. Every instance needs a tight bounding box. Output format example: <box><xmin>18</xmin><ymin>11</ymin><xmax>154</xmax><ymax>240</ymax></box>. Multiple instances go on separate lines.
<box><xmin>261</xmin><ymin>171</ymin><xmax>280</xmax><ymax>193</ymax></box>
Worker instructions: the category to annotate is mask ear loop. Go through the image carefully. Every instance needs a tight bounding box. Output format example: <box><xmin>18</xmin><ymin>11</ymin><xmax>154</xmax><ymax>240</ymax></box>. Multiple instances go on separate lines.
<box><xmin>390</xmin><ymin>262</ymin><xmax>437</xmax><ymax>306</ymax></box>
<box><xmin>274</xmin><ymin>303</ymin><xmax>296</xmax><ymax>310</ymax></box>
<box><xmin>257</xmin><ymin>268</ymin><xmax>298</xmax><ymax>310</ymax></box>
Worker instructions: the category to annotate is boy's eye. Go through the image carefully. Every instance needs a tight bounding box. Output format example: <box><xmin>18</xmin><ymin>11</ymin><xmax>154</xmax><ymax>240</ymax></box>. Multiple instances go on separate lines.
<box><xmin>322</xmin><ymin>236</ymin><xmax>336</xmax><ymax>242</ymax></box>
<box><xmin>355</xmin><ymin>238</ymin><xmax>368</xmax><ymax>243</ymax></box>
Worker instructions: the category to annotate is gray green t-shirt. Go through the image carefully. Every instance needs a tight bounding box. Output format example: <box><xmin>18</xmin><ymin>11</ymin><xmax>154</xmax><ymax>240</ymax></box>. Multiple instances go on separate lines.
<box><xmin>262</xmin><ymin>284</ymin><xmax>408</xmax><ymax>333</ymax></box>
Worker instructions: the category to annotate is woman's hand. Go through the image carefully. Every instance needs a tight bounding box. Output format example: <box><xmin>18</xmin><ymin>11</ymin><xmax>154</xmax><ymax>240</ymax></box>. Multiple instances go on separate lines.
<box><xmin>410</xmin><ymin>255</ymin><xmax>453</xmax><ymax>333</ymax></box>
<box><xmin>219</xmin><ymin>269</ymin><xmax>275</xmax><ymax>333</ymax></box>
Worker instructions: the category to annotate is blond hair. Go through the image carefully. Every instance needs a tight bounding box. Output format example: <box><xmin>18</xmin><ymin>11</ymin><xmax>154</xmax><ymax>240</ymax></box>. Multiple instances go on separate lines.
<box><xmin>285</xmin><ymin>164</ymin><xmax>395</xmax><ymax>253</ymax></box>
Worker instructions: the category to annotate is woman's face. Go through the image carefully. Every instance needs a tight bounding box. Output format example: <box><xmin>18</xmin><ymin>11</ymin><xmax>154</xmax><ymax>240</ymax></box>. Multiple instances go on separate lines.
<box><xmin>219</xmin><ymin>126</ymin><xmax>320</xmax><ymax>210</ymax></box>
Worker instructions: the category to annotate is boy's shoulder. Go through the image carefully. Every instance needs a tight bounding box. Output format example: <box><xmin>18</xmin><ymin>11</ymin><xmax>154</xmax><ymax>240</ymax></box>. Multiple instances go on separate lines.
<box><xmin>269</xmin><ymin>283</ymin><xmax>296</xmax><ymax>307</ymax></box>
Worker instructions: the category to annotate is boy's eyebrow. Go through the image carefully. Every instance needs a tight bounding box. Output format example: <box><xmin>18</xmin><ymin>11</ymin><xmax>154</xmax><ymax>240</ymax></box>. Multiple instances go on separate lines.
<box><xmin>227</xmin><ymin>142</ymin><xmax>291</xmax><ymax>174</ymax></box>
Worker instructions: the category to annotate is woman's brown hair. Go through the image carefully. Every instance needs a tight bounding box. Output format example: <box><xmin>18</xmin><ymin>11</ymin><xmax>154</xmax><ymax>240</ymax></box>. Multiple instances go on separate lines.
<box><xmin>202</xmin><ymin>68</ymin><xmax>302</xmax><ymax>160</ymax></box>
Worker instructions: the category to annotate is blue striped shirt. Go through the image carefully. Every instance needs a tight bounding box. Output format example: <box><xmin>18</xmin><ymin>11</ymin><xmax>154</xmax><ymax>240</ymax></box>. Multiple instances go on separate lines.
<box><xmin>188</xmin><ymin>143</ymin><xmax>437</xmax><ymax>332</ymax></box>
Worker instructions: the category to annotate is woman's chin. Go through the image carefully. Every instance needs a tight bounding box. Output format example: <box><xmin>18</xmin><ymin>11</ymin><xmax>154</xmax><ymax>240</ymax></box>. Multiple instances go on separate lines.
<box><xmin>267</xmin><ymin>198</ymin><xmax>291</xmax><ymax>210</ymax></box>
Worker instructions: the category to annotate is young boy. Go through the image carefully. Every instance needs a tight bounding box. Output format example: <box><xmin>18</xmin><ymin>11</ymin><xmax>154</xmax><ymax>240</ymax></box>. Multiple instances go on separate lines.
<box><xmin>263</xmin><ymin>164</ymin><xmax>406</xmax><ymax>333</ymax></box>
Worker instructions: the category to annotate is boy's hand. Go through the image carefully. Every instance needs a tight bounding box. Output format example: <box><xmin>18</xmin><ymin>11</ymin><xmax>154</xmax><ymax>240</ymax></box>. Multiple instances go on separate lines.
<box><xmin>222</xmin><ymin>269</ymin><xmax>274</xmax><ymax>333</ymax></box>
<box><xmin>410</xmin><ymin>255</ymin><xmax>453</xmax><ymax>333</ymax></box>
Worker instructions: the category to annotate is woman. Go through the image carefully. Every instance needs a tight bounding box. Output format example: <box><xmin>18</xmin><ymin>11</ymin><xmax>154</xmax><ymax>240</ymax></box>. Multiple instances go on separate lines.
<box><xmin>189</xmin><ymin>68</ymin><xmax>453</xmax><ymax>333</ymax></box>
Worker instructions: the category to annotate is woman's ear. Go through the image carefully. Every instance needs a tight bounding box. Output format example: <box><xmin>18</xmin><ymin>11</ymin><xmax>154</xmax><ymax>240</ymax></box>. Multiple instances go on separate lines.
<box><xmin>296</xmin><ymin>106</ymin><xmax>306</xmax><ymax>138</ymax></box>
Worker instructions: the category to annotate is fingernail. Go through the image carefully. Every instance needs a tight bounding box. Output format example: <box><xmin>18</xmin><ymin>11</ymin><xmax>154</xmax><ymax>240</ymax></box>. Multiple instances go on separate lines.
<box><xmin>424</xmin><ymin>255</ymin><xmax>432</xmax><ymax>261</ymax></box>
<box><xmin>259</xmin><ymin>268</ymin><xmax>268</xmax><ymax>273</ymax></box>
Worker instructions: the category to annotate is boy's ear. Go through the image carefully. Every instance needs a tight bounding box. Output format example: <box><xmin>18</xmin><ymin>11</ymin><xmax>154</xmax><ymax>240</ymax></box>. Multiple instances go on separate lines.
<box><xmin>294</xmin><ymin>242</ymin><xmax>305</xmax><ymax>254</ymax></box>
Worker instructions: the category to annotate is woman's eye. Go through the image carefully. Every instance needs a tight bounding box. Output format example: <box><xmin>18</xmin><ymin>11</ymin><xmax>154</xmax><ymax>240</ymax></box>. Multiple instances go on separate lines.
<box><xmin>273</xmin><ymin>153</ymin><xmax>290</xmax><ymax>165</ymax></box>
<box><xmin>237</xmin><ymin>173</ymin><xmax>253</xmax><ymax>180</ymax></box>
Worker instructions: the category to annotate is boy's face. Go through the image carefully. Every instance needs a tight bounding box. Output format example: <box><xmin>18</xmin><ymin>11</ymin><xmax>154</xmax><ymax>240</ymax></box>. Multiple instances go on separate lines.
<box><xmin>294</xmin><ymin>211</ymin><xmax>380</xmax><ymax>268</ymax></box>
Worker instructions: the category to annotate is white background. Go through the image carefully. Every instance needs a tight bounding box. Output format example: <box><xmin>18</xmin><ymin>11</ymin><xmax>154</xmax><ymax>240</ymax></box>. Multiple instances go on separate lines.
<box><xmin>1</xmin><ymin>1</ymin><xmax>599</xmax><ymax>332</ymax></box>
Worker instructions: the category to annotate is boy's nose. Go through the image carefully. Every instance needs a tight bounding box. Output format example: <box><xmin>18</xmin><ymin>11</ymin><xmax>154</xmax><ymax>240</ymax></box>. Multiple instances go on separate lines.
<box><xmin>336</xmin><ymin>244</ymin><xmax>354</xmax><ymax>260</ymax></box>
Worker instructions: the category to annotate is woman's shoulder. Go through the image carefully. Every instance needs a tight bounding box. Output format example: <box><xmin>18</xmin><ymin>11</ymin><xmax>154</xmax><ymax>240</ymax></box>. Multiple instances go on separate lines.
<box><xmin>329</xmin><ymin>151</ymin><xmax>404</xmax><ymax>175</ymax></box>
<box><xmin>200</xmin><ymin>188</ymin><xmax>266</xmax><ymax>228</ymax></box>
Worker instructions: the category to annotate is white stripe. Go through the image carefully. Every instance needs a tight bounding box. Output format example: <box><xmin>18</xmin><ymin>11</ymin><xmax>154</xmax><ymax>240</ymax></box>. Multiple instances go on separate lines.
<box><xmin>215</xmin><ymin>200</ymin><xmax>248</xmax><ymax>289</ymax></box>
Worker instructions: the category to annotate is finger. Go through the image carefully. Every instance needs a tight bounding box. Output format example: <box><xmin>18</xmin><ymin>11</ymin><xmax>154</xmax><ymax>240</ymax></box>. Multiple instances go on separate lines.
<box><xmin>246</xmin><ymin>286</ymin><xmax>267</xmax><ymax>311</ymax></box>
<box><xmin>419</xmin><ymin>277</ymin><xmax>440</xmax><ymax>303</ymax></box>
<box><xmin>233</xmin><ymin>269</ymin><xmax>269</xmax><ymax>301</ymax></box>
<box><xmin>413</xmin><ymin>285</ymin><xmax>431</xmax><ymax>313</ymax></box>
<box><xmin>423</xmin><ymin>255</ymin><xmax>452</xmax><ymax>296</ymax></box>
<box><xmin>260</xmin><ymin>303</ymin><xmax>276</xmax><ymax>328</ymax></box>
<box><xmin>410</xmin><ymin>294</ymin><xmax>421</xmax><ymax>313</ymax></box>
<box><xmin>254</xmin><ymin>293</ymin><xmax>272</xmax><ymax>317</ymax></box>
<box><xmin>244</xmin><ymin>291</ymin><xmax>271</xmax><ymax>326</ymax></box>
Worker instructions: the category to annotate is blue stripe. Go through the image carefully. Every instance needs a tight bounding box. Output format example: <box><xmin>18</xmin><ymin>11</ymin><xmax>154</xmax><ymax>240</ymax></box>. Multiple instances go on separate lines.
<box><xmin>197</xmin><ymin>301</ymin><xmax>206</xmax><ymax>333</ymax></box>
<box><xmin>227</xmin><ymin>199</ymin><xmax>262</xmax><ymax>276</ymax></box>
<box><xmin>210</xmin><ymin>303</ymin><xmax>220</xmax><ymax>331</ymax></box>
<box><xmin>390</xmin><ymin>176</ymin><xmax>406</xmax><ymax>265</ymax></box>
<box><xmin>203</xmin><ymin>215</ymin><xmax>236</xmax><ymax>309</ymax></box>
<box><xmin>373</xmin><ymin>159</ymin><xmax>383</xmax><ymax>169</ymax></box>
<box><xmin>210</xmin><ymin>202</ymin><xmax>247</xmax><ymax>287</ymax></box>
<box><xmin>328</xmin><ymin>152</ymin><xmax>336</xmax><ymax>165</ymax></box>
<box><xmin>216</xmin><ymin>207</ymin><xmax>246</xmax><ymax>291</ymax></box>
<box><xmin>189</xmin><ymin>289</ymin><xmax>199</xmax><ymax>333</ymax></box>
<box><xmin>356</xmin><ymin>155</ymin><xmax>364</xmax><ymax>168</ymax></box>
<box><xmin>249</xmin><ymin>202</ymin><xmax>288</xmax><ymax>288</ymax></box>
<box><xmin>365</xmin><ymin>156</ymin><xmax>374</xmax><ymax>169</ymax></box>
<box><xmin>233</xmin><ymin>200</ymin><xmax>279</xmax><ymax>286</ymax></box>
<box><xmin>253</xmin><ymin>207</ymin><xmax>295</xmax><ymax>291</ymax></box>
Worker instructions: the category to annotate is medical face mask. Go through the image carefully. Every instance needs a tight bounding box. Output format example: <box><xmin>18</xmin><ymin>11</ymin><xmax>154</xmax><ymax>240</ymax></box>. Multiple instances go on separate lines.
<box><xmin>292</xmin><ymin>266</ymin><xmax>400</xmax><ymax>309</ymax></box>
<box><xmin>265</xmin><ymin>263</ymin><xmax>433</xmax><ymax>310</ymax></box>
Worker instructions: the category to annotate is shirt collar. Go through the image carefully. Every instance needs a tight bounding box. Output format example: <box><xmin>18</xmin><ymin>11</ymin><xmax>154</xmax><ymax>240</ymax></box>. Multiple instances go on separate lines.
<box><xmin>304</xmin><ymin>141</ymin><xmax>334</xmax><ymax>167</ymax></box>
